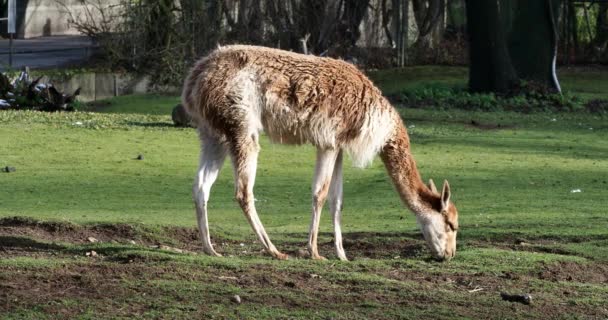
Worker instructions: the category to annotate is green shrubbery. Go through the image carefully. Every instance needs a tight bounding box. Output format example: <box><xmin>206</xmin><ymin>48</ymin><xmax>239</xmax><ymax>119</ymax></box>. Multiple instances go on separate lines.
<box><xmin>392</xmin><ymin>82</ymin><xmax>607</xmax><ymax>114</ymax></box>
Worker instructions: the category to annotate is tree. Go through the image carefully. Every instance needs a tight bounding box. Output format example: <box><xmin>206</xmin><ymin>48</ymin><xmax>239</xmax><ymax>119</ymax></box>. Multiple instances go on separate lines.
<box><xmin>507</xmin><ymin>0</ymin><xmax>561</xmax><ymax>92</ymax></box>
<box><xmin>412</xmin><ymin>0</ymin><xmax>446</xmax><ymax>49</ymax></box>
<box><xmin>595</xmin><ymin>2</ymin><xmax>608</xmax><ymax>54</ymax></box>
<box><xmin>466</xmin><ymin>0</ymin><xmax>562</xmax><ymax>94</ymax></box>
<box><xmin>466</xmin><ymin>0</ymin><xmax>518</xmax><ymax>93</ymax></box>
<box><xmin>391</xmin><ymin>0</ymin><xmax>411</xmax><ymax>66</ymax></box>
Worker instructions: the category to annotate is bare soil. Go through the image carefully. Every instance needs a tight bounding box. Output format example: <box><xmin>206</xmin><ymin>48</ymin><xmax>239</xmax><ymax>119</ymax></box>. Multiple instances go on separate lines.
<box><xmin>1</xmin><ymin>217</ymin><xmax>607</xmax><ymax>319</ymax></box>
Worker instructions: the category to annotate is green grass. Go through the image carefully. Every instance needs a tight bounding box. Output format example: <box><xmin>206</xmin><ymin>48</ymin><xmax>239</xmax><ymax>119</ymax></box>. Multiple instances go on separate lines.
<box><xmin>1</xmin><ymin>66</ymin><xmax>607</xmax><ymax>319</ymax></box>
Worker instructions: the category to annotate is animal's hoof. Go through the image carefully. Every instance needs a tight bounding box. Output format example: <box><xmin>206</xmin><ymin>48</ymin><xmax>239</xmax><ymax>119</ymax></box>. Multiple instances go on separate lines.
<box><xmin>275</xmin><ymin>252</ymin><xmax>289</xmax><ymax>260</ymax></box>
<box><xmin>311</xmin><ymin>255</ymin><xmax>327</xmax><ymax>261</ymax></box>
<box><xmin>337</xmin><ymin>255</ymin><xmax>349</xmax><ymax>262</ymax></box>
<box><xmin>203</xmin><ymin>249</ymin><xmax>222</xmax><ymax>257</ymax></box>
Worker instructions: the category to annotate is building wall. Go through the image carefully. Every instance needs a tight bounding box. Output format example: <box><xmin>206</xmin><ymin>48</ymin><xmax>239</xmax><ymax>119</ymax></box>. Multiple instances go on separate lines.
<box><xmin>15</xmin><ymin>0</ymin><xmax>120</xmax><ymax>38</ymax></box>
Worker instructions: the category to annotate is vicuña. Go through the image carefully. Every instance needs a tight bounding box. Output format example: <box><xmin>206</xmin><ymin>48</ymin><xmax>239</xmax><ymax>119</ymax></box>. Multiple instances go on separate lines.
<box><xmin>182</xmin><ymin>45</ymin><xmax>459</xmax><ymax>261</ymax></box>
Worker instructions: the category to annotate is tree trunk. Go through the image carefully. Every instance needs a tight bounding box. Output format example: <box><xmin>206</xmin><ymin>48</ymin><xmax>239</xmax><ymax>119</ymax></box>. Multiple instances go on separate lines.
<box><xmin>568</xmin><ymin>1</ymin><xmax>579</xmax><ymax>58</ymax></box>
<box><xmin>595</xmin><ymin>3</ymin><xmax>608</xmax><ymax>51</ymax></box>
<box><xmin>393</xmin><ymin>0</ymin><xmax>409</xmax><ymax>66</ymax></box>
<box><xmin>146</xmin><ymin>0</ymin><xmax>174</xmax><ymax>53</ymax></box>
<box><xmin>340</xmin><ymin>0</ymin><xmax>370</xmax><ymax>48</ymax></box>
<box><xmin>466</xmin><ymin>0</ymin><xmax>518</xmax><ymax>93</ymax></box>
<box><xmin>412</xmin><ymin>0</ymin><xmax>445</xmax><ymax>49</ymax></box>
<box><xmin>200</xmin><ymin>0</ymin><xmax>223</xmax><ymax>50</ymax></box>
<box><xmin>507</xmin><ymin>0</ymin><xmax>561</xmax><ymax>92</ymax></box>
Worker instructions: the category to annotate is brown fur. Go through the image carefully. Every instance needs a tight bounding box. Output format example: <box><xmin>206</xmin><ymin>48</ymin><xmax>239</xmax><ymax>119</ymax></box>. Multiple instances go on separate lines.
<box><xmin>182</xmin><ymin>45</ymin><xmax>391</xmax><ymax>150</ymax></box>
<box><xmin>182</xmin><ymin>45</ymin><xmax>459</xmax><ymax>260</ymax></box>
<box><xmin>380</xmin><ymin>116</ymin><xmax>459</xmax><ymax>233</ymax></box>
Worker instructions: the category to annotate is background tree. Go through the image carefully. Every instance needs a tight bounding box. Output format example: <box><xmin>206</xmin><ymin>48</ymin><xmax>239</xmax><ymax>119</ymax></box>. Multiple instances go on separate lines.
<box><xmin>60</xmin><ymin>0</ymin><xmax>608</xmax><ymax>87</ymax></box>
<box><xmin>466</xmin><ymin>0</ymin><xmax>561</xmax><ymax>94</ymax></box>
<box><xmin>595</xmin><ymin>2</ymin><xmax>608</xmax><ymax>57</ymax></box>
<box><xmin>507</xmin><ymin>0</ymin><xmax>561</xmax><ymax>92</ymax></box>
<box><xmin>466</xmin><ymin>0</ymin><xmax>518</xmax><ymax>93</ymax></box>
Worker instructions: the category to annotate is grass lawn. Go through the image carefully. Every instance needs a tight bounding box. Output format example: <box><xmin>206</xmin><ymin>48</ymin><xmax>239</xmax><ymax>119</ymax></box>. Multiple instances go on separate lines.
<box><xmin>1</xmin><ymin>67</ymin><xmax>607</xmax><ymax>319</ymax></box>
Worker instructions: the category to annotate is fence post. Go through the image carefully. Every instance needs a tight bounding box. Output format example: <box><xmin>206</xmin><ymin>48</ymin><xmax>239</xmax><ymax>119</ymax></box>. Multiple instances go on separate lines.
<box><xmin>8</xmin><ymin>0</ymin><xmax>16</xmax><ymax>67</ymax></box>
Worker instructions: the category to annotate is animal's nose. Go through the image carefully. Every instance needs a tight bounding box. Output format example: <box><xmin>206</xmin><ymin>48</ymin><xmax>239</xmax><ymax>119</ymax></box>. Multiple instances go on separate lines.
<box><xmin>440</xmin><ymin>249</ymin><xmax>455</xmax><ymax>262</ymax></box>
<box><xmin>434</xmin><ymin>253</ymin><xmax>448</xmax><ymax>262</ymax></box>
<box><xmin>447</xmin><ymin>248</ymin><xmax>456</xmax><ymax>260</ymax></box>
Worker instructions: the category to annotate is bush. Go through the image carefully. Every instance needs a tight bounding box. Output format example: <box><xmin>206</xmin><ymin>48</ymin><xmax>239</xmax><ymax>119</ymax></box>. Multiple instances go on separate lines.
<box><xmin>0</xmin><ymin>71</ymin><xmax>80</xmax><ymax>112</ymax></box>
<box><xmin>390</xmin><ymin>83</ymin><xmax>607</xmax><ymax>114</ymax></box>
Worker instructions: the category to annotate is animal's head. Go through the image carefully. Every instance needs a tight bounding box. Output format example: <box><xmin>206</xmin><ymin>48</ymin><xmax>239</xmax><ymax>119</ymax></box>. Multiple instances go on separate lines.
<box><xmin>416</xmin><ymin>179</ymin><xmax>459</xmax><ymax>261</ymax></box>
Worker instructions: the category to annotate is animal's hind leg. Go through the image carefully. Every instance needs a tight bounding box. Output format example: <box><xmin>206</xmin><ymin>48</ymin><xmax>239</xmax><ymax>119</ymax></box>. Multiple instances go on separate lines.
<box><xmin>230</xmin><ymin>133</ymin><xmax>288</xmax><ymax>260</ymax></box>
<box><xmin>329</xmin><ymin>151</ymin><xmax>348</xmax><ymax>261</ymax></box>
<box><xmin>193</xmin><ymin>132</ymin><xmax>227</xmax><ymax>256</ymax></box>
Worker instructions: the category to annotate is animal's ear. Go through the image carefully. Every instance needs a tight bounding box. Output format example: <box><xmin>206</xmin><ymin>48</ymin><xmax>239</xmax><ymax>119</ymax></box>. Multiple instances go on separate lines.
<box><xmin>428</xmin><ymin>179</ymin><xmax>438</xmax><ymax>193</ymax></box>
<box><xmin>441</xmin><ymin>180</ymin><xmax>451</xmax><ymax>211</ymax></box>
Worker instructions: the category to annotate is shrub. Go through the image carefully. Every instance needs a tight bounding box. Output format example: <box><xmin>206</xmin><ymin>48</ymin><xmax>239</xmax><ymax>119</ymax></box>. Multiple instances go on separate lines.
<box><xmin>390</xmin><ymin>83</ymin><xmax>605</xmax><ymax>114</ymax></box>
<box><xmin>0</xmin><ymin>71</ymin><xmax>80</xmax><ymax>112</ymax></box>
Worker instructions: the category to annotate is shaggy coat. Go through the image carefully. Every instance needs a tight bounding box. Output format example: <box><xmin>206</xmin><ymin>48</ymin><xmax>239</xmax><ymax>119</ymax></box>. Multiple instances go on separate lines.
<box><xmin>182</xmin><ymin>45</ymin><xmax>394</xmax><ymax>167</ymax></box>
<box><xmin>182</xmin><ymin>45</ymin><xmax>458</xmax><ymax>261</ymax></box>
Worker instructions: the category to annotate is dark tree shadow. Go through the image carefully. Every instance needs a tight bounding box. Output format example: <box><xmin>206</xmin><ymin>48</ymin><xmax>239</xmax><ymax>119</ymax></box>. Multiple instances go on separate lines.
<box><xmin>126</xmin><ymin>121</ymin><xmax>176</xmax><ymax>128</ymax></box>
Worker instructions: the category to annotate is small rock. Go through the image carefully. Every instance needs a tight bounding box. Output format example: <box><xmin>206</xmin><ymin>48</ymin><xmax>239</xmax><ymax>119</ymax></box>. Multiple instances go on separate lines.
<box><xmin>296</xmin><ymin>249</ymin><xmax>310</xmax><ymax>258</ymax></box>
<box><xmin>85</xmin><ymin>250</ymin><xmax>98</xmax><ymax>257</ymax></box>
<box><xmin>231</xmin><ymin>294</ymin><xmax>242</xmax><ymax>304</ymax></box>
<box><xmin>136</xmin><ymin>154</ymin><xmax>144</xmax><ymax>160</ymax></box>
<box><xmin>128</xmin><ymin>240</ymin><xmax>137</xmax><ymax>245</ymax></box>
<box><xmin>87</xmin><ymin>237</ymin><xmax>99</xmax><ymax>243</ymax></box>
<box><xmin>172</xmin><ymin>104</ymin><xmax>195</xmax><ymax>127</ymax></box>
<box><xmin>310</xmin><ymin>274</ymin><xmax>321</xmax><ymax>279</ymax></box>
<box><xmin>500</xmin><ymin>292</ymin><xmax>531</xmax><ymax>305</ymax></box>
<box><xmin>2</xmin><ymin>166</ymin><xmax>16</xmax><ymax>173</ymax></box>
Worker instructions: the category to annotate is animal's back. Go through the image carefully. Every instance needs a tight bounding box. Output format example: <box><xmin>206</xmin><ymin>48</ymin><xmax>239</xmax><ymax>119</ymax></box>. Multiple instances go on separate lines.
<box><xmin>182</xmin><ymin>45</ymin><xmax>397</xmax><ymax>167</ymax></box>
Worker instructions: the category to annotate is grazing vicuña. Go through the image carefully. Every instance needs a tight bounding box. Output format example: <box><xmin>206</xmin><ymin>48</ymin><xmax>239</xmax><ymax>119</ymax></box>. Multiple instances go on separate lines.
<box><xmin>182</xmin><ymin>45</ymin><xmax>459</xmax><ymax>261</ymax></box>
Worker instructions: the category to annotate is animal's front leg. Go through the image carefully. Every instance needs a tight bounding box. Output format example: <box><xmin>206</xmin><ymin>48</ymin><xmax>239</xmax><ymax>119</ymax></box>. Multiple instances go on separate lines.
<box><xmin>308</xmin><ymin>148</ymin><xmax>339</xmax><ymax>260</ymax></box>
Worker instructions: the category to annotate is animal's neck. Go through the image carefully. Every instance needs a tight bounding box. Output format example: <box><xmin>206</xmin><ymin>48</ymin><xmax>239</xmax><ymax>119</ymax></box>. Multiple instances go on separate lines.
<box><xmin>379</xmin><ymin>122</ymin><xmax>439</xmax><ymax>214</ymax></box>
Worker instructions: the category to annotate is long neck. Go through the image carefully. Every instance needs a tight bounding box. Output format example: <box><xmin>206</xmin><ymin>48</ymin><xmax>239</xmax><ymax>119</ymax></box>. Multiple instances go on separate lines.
<box><xmin>379</xmin><ymin>121</ymin><xmax>439</xmax><ymax>214</ymax></box>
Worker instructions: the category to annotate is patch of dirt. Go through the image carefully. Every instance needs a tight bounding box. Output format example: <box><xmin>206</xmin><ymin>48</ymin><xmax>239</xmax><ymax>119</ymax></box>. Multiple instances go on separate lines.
<box><xmin>341</xmin><ymin>236</ymin><xmax>427</xmax><ymax>259</ymax></box>
<box><xmin>467</xmin><ymin>120</ymin><xmax>516</xmax><ymax>130</ymax></box>
<box><xmin>2</xmin><ymin>217</ymin><xmax>608</xmax><ymax>319</ymax></box>
<box><xmin>585</xmin><ymin>99</ymin><xmax>608</xmax><ymax>114</ymax></box>
<box><xmin>1</xmin><ymin>217</ymin><xmax>433</xmax><ymax>262</ymax></box>
<box><xmin>0</xmin><ymin>217</ymin><xmax>158</xmax><ymax>248</ymax></box>
<box><xmin>537</xmin><ymin>261</ymin><xmax>608</xmax><ymax>284</ymax></box>
<box><xmin>1</xmin><ymin>217</ymin><xmax>132</xmax><ymax>241</ymax></box>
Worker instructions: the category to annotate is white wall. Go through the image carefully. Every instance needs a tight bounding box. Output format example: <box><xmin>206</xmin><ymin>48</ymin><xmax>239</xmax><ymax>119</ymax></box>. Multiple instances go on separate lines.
<box><xmin>20</xmin><ymin>0</ymin><xmax>121</xmax><ymax>38</ymax></box>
